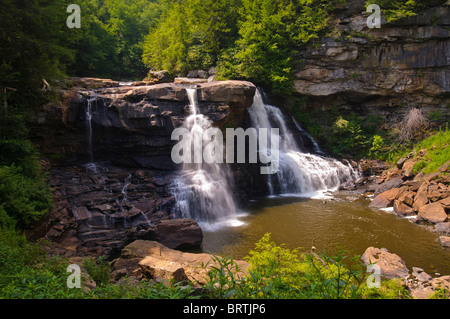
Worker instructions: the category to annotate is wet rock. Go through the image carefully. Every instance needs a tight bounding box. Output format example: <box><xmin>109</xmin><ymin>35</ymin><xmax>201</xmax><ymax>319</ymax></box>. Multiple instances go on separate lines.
<box><xmin>393</xmin><ymin>200</ymin><xmax>415</xmax><ymax>217</ymax></box>
<box><xmin>361</xmin><ymin>247</ymin><xmax>410</xmax><ymax>279</ymax></box>
<box><xmin>436</xmin><ymin>222</ymin><xmax>450</xmax><ymax>234</ymax></box>
<box><xmin>439</xmin><ymin>236</ymin><xmax>450</xmax><ymax>248</ymax></box>
<box><xmin>370</xmin><ymin>187</ymin><xmax>406</xmax><ymax>208</ymax></box>
<box><xmin>139</xmin><ymin>218</ymin><xmax>203</xmax><ymax>250</ymax></box>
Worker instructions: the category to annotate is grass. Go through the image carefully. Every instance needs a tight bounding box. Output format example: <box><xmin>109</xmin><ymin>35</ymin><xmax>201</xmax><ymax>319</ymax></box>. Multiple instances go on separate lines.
<box><xmin>391</xmin><ymin>127</ymin><xmax>450</xmax><ymax>174</ymax></box>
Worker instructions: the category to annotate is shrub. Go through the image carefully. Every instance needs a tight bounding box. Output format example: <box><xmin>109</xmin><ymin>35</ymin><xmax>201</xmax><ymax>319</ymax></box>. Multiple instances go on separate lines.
<box><xmin>395</xmin><ymin>108</ymin><xmax>428</xmax><ymax>143</ymax></box>
<box><xmin>0</xmin><ymin>165</ymin><xmax>53</xmax><ymax>228</ymax></box>
<box><xmin>83</xmin><ymin>257</ymin><xmax>111</xmax><ymax>287</ymax></box>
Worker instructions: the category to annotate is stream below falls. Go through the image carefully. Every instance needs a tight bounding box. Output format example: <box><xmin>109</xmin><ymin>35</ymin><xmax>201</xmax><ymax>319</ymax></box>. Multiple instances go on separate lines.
<box><xmin>199</xmin><ymin>192</ymin><xmax>450</xmax><ymax>276</ymax></box>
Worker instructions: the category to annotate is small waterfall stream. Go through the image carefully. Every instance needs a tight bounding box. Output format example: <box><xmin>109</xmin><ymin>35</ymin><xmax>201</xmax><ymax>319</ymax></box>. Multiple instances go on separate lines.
<box><xmin>248</xmin><ymin>89</ymin><xmax>358</xmax><ymax>197</ymax></box>
<box><xmin>85</xmin><ymin>96</ymin><xmax>96</xmax><ymax>163</ymax></box>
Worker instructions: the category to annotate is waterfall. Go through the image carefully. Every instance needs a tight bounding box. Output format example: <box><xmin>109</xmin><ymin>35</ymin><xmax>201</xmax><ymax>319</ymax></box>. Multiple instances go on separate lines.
<box><xmin>85</xmin><ymin>96</ymin><xmax>96</xmax><ymax>163</ymax></box>
<box><xmin>248</xmin><ymin>89</ymin><xmax>358</xmax><ymax>197</ymax></box>
<box><xmin>172</xmin><ymin>88</ymin><xmax>241</xmax><ymax>228</ymax></box>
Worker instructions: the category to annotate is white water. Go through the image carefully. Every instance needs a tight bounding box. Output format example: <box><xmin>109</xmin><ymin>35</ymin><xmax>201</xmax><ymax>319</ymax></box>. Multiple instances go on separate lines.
<box><xmin>248</xmin><ymin>89</ymin><xmax>358</xmax><ymax>197</ymax></box>
<box><xmin>85</xmin><ymin>96</ymin><xmax>96</xmax><ymax>163</ymax></box>
<box><xmin>173</xmin><ymin>89</ymin><xmax>242</xmax><ymax>229</ymax></box>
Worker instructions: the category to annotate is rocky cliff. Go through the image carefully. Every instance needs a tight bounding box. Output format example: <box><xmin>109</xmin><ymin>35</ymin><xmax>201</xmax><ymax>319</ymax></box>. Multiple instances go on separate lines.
<box><xmin>27</xmin><ymin>78</ymin><xmax>256</xmax><ymax>257</ymax></box>
<box><xmin>293</xmin><ymin>1</ymin><xmax>449</xmax><ymax>126</ymax></box>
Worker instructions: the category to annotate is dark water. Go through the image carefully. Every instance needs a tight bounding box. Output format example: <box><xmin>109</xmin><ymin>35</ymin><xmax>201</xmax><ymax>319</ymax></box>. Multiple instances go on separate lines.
<box><xmin>201</xmin><ymin>192</ymin><xmax>450</xmax><ymax>276</ymax></box>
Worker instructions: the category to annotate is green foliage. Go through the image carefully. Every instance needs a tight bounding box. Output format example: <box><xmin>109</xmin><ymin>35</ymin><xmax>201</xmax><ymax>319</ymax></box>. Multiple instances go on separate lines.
<box><xmin>0</xmin><ymin>165</ymin><xmax>53</xmax><ymax>228</ymax></box>
<box><xmin>200</xmin><ymin>234</ymin><xmax>414</xmax><ymax>299</ymax></box>
<box><xmin>83</xmin><ymin>257</ymin><xmax>111</xmax><ymax>287</ymax></box>
<box><xmin>143</xmin><ymin>0</ymin><xmax>241</xmax><ymax>76</ymax></box>
<box><xmin>366</xmin><ymin>0</ymin><xmax>423</xmax><ymax>22</ymax></box>
<box><xmin>143</xmin><ymin>0</ymin><xmax>343</xmax><ymax>95</ymax></box>
<box><xmin>329</xmin><ymin>116</ymin><xmax>371</xmax><ymax>157</ymax></box>
<box><xmin>217</xmin><ymin>0</ymin><xmax>340</xmax><ymax>95</ymax></box>
<box><xmin>69</xmin><ymin>0</ymin><xmax>169</xmax><ymax>80</ymax></box>
<box><xmin>369</xmin><ymin>135</ymin><xmax>385</xmax><ymax>159</ymax></box>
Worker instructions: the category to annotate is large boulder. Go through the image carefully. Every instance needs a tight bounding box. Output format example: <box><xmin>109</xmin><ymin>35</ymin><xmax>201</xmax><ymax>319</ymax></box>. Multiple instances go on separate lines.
<box><xmin>139</xmin><ymin>256</ymin><xmax>190</xmax><ymax>284</ymax></box>
<box><xmin>393</xmin><ymin>200</ymin><xmax>415</xmax><ymax>217</ymax></box>
<box><xmin>139</xmin><ymin>218</ymin><xmax>203</xmax><ymax>250</ymax></box>
<box><xmin>418</xmin><ymin>202</ymin><xmax>448</xmax><ymax>224</ymax></box>
<box><xmin>361</xmin><ymin>247</ymin><xmax>410</xmax><ymax>279</ymax></box>
<box><xmin>370</xmin><ymin>187</ymin><xmax>406</xmax><ymax>208</ymax></box>
<box><xmin>116</xmin><ymin>240</ymin><xmax>249</xmax><ymax>285</ymax></box>
<box><xmin>413</xmin><ymin>182</ymin><xmax>429</xmax><ymax>212</ymax></box>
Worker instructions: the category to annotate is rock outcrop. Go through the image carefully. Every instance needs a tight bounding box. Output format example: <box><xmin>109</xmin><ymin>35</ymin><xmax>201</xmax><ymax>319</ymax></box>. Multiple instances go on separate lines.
<box><xmin>110</xmin><ymin>240</ymin><xmax>249</xmax><ymax>285</ymax></box>
<box><xmin>361</xmin><ymin>247</ymin><xmax>410</xmax><ymax>279</ymax></box>
<box><xmin>294</xmin><ymin>1</ymin><xmax>449</xmax><ymax>129</ymax></box>
<box><xmin>29</xmin><ymin>79</ymin><xmax>256</xmax><ymax>169</ymax></box>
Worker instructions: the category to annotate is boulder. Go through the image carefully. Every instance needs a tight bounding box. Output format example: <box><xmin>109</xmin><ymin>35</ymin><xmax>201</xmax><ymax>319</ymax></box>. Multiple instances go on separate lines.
<box><xmin>139</xmin><ymin>256</ymin><xmax>189</xmax><ymax>284</ymax></box>
<box><xmin>439</xmin><ymin>160</ymin><xmax>450</xmax><ymax>173</ymax></box>
<box><xmin>432</xmin><ymin>275</ymin><xmax>450</xmax><ymax>291</ymax></box>
<box><xmin>361</xmin><ymin>247</ymin><xmax>410</xmax><ymax>279</ymax></box>
<box><xmin>440</xmin><ymin>197</ymin><xmax>450</xmax><ymax>209</ymax></box>
<box><xmin>146</xmin><ymin>70</ymin><xmax>172</xmax><ymax>83</ymax></box>
<box><xmin>435</xmin><ymin>222</ymin><xmax>450</xmax><ymax>234</ymax></box>
<box><xmin>439</xmin><ymin>236</ymin><xmax>450</xmax><ymax>248</ymax></box>
<box><xmin>374</xmin><ymin>177</ymin><xmax>404</xmax><ymax>195</ymax></box>
<box><xmin>413</xmin><ymin>183</ymin><xmax>429</xmax><ymax>212</ymax></box>
<box><xmin>140</xmin><ymin>218</ymin><xmax>203</xmax><ymax>250</ymax></box>
<box><xmin>415</xmin><ymin>271</ymin><xmax>432</xmax><ymax>283</ymax></box>
<box><xmin>370</xmin><ymin>187</ymin><xmax>406</xmax><ymax>208</ymax></box>
<box><xmin>397</xmin><ymin>191</ymin><xmax>415</xmax><ymax>207</ymax></box>
<box><xmin>393</xmin><ymin>200</ymin><xmax>415</xmax><ymax>217</ymax></box>
<box><xmin>418</xmin><ymin>202</ymin><xmax>448</xmax><ymax>224</ymax></box>
<box><xmin>119</xmin><ymin>240</ymin><xmax>249</xmax><ymax>285</ymax></box>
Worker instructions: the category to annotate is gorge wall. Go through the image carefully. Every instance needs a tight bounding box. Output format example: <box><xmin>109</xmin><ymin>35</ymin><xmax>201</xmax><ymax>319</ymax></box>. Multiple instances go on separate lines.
<box><xmin>27</xmin><ymin>79</ymin><xmax>256</xmax><ymax>257</ymax></box>
<box><xmin>292</xmin><ymin>1</ymin><xmax>449</xmax><ymax>131</ymax></box>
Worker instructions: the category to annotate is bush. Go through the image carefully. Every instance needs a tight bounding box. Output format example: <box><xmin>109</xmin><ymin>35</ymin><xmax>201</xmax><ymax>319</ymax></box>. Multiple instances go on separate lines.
<box><xmin>329</xmin><ymin>116</ymin><xmax>371</xmax><ymax>157</ymax></box>
<box><xmin>201</xmin><ymin>234</ymin><xmax>412</xmax><ymax>299</ymax></box>
<box><xmin>0</xmin><ymin>165</ymin><xmax>53</xmax><ymax>228</ymax></box>
<box><xmin>83</xmin><ymin>257</ymin><xmax>111</xmax><ymax>287</ymax></box>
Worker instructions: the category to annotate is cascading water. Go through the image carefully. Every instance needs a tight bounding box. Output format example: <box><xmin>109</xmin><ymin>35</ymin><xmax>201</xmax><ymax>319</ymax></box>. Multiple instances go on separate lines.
<box><xmin>85</xmin><ymin>96</ymin><xmax>96</xmax><ymax>163</ymax></box>
<box><xmin>172</xmin><ymin>88</ymin><xmax>241</xmax><ymax>228</ymax></box>
<box><xmin>248</xmin><ymin>89</ymin><xmax>358</xmax><ymax>197</ymax></box>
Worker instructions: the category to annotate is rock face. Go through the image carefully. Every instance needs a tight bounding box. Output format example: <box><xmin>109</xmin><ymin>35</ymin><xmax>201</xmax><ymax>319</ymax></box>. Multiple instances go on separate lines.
<box><xmin>29</xmin><ymin>80</ymin><xmax>256</xmax><ymax>169</ymax></box>
<box><xmin>139</xmin><ymin>218</ymin><xmax>203</xmax><ymax>250</ymax></box>
<box><xmin>294</xmin><ymin>2</ymin><xmax>449</xmax><ymax>128</ymax></box>
<box><xmin>27</xmin><ymin>79</ymin><xmax>257</xmax><ymax>257</ymax></box>
<box><xmin>361</xmin><ymin>247</ymin><xmax>410</xmax><ymax>279</ymax></box>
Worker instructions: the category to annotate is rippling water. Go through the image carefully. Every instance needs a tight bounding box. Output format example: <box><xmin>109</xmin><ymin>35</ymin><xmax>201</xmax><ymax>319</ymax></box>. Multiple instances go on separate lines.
<box><xmin>200</xmin><ymin>192</ymin><xmax>450</xmax><ymax>276</ymax></box>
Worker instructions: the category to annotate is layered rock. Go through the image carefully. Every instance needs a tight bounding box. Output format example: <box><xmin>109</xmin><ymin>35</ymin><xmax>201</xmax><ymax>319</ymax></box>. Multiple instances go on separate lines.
<box><xmin>294</xmin><ymin>1</ymin><xmax>449</xmax><ymax>128</ymax></box>
<box><xmin>29</xmin><ymin>80</ymin><xmax>256</xmax><ymax>169</ymax></box>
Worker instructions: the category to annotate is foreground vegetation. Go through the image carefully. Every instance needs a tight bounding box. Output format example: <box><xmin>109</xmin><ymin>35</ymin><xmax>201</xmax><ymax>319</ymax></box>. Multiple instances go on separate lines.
<box><xmin>3</xmin><ymin>231</ymin><xmax>448</xmax><ymax>299</ymax></box>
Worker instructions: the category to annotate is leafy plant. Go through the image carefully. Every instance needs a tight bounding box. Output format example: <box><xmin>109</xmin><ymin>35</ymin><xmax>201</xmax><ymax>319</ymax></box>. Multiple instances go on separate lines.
<box><xmin>83</xmin><ymin>257</ymin><xmax>111</xmax><ymax>287</ymax></box>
